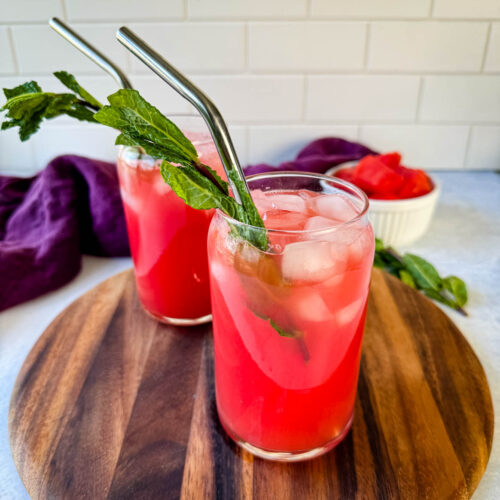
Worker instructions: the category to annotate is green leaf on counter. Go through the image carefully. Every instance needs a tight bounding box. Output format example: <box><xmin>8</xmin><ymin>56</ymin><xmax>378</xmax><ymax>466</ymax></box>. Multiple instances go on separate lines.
<box><xmin>399</xmin><ymin>269</ymin><xmax>416</xmax><ymax>288</ymax></box>
<box><xmin>374</xmin><ymin>238</ymin><xmax>468</xmax><ymax>315</ymax></box>
<box><xmin>402</xmin><ymin>254</ymin><xmax>442</xmax><ymax>291</ymax></box>
<box><xmin>443</xmin><ymin>275</ymin><xmax>468</xmax><ymax>307</ymax></box>
<box><xmin>375</xmin><ymin>237</ymin><xmax>385</xmax><ymax>252</ymax></box>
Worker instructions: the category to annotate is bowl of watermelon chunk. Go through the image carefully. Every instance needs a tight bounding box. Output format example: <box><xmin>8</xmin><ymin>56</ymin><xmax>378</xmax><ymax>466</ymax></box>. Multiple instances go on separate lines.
<box><xmin>326</xmin><ymin>152</ymin><xmax>439</xmax><ymax>246</ymax></box>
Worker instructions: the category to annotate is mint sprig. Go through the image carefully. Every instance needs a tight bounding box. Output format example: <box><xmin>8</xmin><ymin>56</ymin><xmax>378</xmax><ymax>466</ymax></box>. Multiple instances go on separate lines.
<box><xmin>1</xmin><ymin>79</ymin><xmax>99</xmax><ymax>141</ymax></box>
<box><xmin>1</xmin><ymin>73</ymin><xmax>268</xmax><ymax>251</ymax></box>
<box><xmin>374</xmin><ymin>238</ymin><xmax>468</xmax><ymax>315</ymax></box>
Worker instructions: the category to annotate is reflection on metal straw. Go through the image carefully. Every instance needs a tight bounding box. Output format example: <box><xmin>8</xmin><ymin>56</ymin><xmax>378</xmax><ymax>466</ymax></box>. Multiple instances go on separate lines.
<box><xmin>49</xmin><ymin>17</ymin><xmax>133</xmax><ymax>90</ymax></box>
<box><xmin>116</xmin><ymin>26</ymin><xmax>249</xmax><ymax>205</ymax></box>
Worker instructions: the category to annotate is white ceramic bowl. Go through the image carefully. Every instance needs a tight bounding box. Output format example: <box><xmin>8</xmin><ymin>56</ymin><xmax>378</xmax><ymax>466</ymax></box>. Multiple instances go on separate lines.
<box><xmin>326</xmin><ymin>163</ymin><xmax>440</xmax><ymax>246</ymax></box>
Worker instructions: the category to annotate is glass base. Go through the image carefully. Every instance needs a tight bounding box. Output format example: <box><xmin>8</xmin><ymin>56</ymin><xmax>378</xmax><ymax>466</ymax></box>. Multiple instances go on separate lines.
<box><xmin>227</xmin><ymin>413</ymin><xmax>354</xmax><ymax>462</ymax></box>
<box><xmin>143</xmin><ymin>307</ymin><xmax>212</xmax><ymax>326</ymax></box>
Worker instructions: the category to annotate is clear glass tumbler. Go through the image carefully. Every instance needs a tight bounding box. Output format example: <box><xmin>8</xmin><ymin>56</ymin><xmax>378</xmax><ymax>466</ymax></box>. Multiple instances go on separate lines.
<box><xmin>117</xmin><ymin>115</ymin><xmax>224</xmax><ymax>325</ymax></box>
<box><xmin>207</xmin><ymin>172</ymin><xmax>374</xmax><ymax>461</ymax></box>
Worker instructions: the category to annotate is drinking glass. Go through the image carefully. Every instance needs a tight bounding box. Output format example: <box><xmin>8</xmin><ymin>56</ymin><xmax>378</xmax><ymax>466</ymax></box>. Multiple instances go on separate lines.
<box><xmin>117</xmin><ymin>115</ymin><xmax>224</xmax><ymax>325</ymax></box>
<box><xmin>207</xmin><ymin>172</ymin><xmax>374</xmax><ymax>461</ymax></box>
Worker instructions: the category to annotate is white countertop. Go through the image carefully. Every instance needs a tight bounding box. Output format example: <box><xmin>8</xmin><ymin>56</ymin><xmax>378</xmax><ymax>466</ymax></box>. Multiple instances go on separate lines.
<box><xmin>0</xmin><ymin>171</ymin><xmax>499</xmax><ymax>499</ymax></box>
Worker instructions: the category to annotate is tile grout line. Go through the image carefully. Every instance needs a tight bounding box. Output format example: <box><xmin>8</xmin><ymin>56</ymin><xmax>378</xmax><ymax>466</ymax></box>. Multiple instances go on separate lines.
<box><xmin>60</xmin><ymin>0</ymin><xmax>68</xmax><ymax>21</ymax></box>
<box><xmin>462</xmin><ymin>126</ymin><xmax>474</xmax><ymax>169</ymax></box>
<box><xmin>301</xmin><ymin>75</ymin><xmax>308</xmax><ymax>122</ymax></box>
<box><xmin>7</xmin><ymin>27</ymin><xmax>20</xmax><ymax>75</ymax></box>
<box><xmin>244</xmin><ymin>22</ymin><xmax>250</xmax><ymax>74</ymax></box>
<box><xmin>415</xmin><ymin>76</ymin><xmax>425</xmax><ymax>122</ymax></box>
<box><xmin>480</xmin><ymin>22</ymin><xmax>492</xmax><ymax>72</ymax></box>
<box><xmin>428</xmin><ymin>0</ymin><xmax>435</xmax><ymax>18</ymax></box>
<box><xmin>363</xmin><ymin>22</ymin><xmax>371</xmax><ymax>70</ymax></box>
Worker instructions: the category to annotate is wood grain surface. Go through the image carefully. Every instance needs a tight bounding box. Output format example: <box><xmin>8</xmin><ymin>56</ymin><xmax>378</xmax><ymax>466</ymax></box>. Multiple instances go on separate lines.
<box><xmin>9</xmin><ymin>268</ymin><xmax>493</xmax><ymax>500</ymax></box>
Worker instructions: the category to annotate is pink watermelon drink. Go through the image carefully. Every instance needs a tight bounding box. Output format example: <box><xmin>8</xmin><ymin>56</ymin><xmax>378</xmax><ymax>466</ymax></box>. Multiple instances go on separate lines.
<box><xmin>117</xmin><ymin>116</ymin><xmax>225</xmax><ymax>324</ymax></box>
<box><xmin>208</xmin><ymin>172</ymin><xmax>374</xmax><ymax>460</ymax></box>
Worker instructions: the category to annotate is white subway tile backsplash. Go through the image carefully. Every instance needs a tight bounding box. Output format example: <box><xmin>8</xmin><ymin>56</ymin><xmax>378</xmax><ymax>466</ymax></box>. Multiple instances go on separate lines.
<box><xmin>369</xmin><ymin>22</ymin><xmax>488</xmax><ymax>72</ymax></box>
<box><xmin>187</xmin><ymin>0</ymin><xmax>307</xmax><ymax>19</ymax></box>
<box><xmin>1</xmin><ymin>0</ymin><xmax>500</xmax><ymax>173</ymax></box>
<box><xmin>0</xmin><ymin>0</ymin><xmax>63</xmax><ymax>23</ymax></box>
<box><xmin>306</xmin><ymin>76</ymin><xmax>420</xmax><ymax>122</ymax></box>
<box><xmin>129</xmin><ymin>75</ymin><xmax>191</xmax><ymax>113</ymax></box>
<box><xmin>248</xmin><ymin>125</ymin><xmax>358</xmax><ymax>164</ymax></box>
<box><xmin>128</xmin><ymin>23</ymin><xmax>245</xmax><ymax>74</ymax></box>
<box><xmin>11</xmin><ymin>24</ymin><xmax>128</xmax><ymax>74</ymax></box>
<box><xmin>433</xmin><ymin>0</ymin><xmax>500</xmax><ymax>19</ymax></box>
<box><xmin>227</xmin><ymin>126</ymin><xmax>248</xmax><ymax>165</ymax></box>
<box><xmin>466</xmin><ymin>126</ymin><xmax>500</xmax><ymax>168</ymax></box>
<box><xmin>65</xmin><ymin>0</ymin><xmax>183</xmax><ymax>22</ymax></box>
<box><xmin>31</xmin><ymin>123</ymin><xmax>119</xmax><ymax>167</ymax></box>
<box><xmin>0</xmin><ymin>28</ymin><xmax>16</xmax><ymax>74</ymax></box>
<box><xmin>420</xmin><ymin>76</ymin><xmax>500</xmax><ymax>122</ymax></box>
<box><xmin>359</xmin><ymin>125</ymin><xmax>469</xmax><ymax>169</ymax></box>
<box><xmin>0</xmin><ymin>127</ymin><xmax>36</xmax><ymax>174</ymax></box>
<box><xmin>484</xmin><ymin>23</ymin><xmax>500</xmax><ymax>71</ymax></box>
<box><xmin>310</xmin><ymin>0</ymin><xmax>431</xmax><ymax>19</ymax></box>
<box><xmin>249</xmin><ymin>22</ymin><xmax>366</xmax><ymax>72</ymax></box>
<box><xmin>192</xmin><ymin>76</ymin><xmax>304</xmax><ymax>123</ymax></box>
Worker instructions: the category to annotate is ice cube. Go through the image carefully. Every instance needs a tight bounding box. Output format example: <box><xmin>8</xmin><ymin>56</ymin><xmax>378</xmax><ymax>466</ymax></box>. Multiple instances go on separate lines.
<box><xmin>304</xmin><ymin>216</ymin><xmax>336</xmax><ymax>233</ymax></box>
<box><xmin>268</xmin><ymin>193</ymin><xmax>307</xmax><ymax>213</ymax></box>
<box><xmin>263</xmin><ymin>209</ymin><xmax>309</xmax><ymax>231</ymax></box>
<box><xmin>119</xmin><ymin>187</ymin><xmax>142</xmax><ymax>213</ymax></box>
<box><xmin>312</xmin><ymin>194</ymin><xmax>358</xmax><ymax>222</ymax></box>
<box><xmin>154</xmin><ymin>175</ymin><xmax>171</xmax><ymax>195</ymax></box>
<box><xmin>282</xmin><ymin>240</ymin><xmax>343</xmax><ymax>282</ymax></box>
<box><xmin>292</xmin><ymin>289</ymin><xmax>333</xmax><ymax>322</ymax></box>
<box><xmin>251</xmin><ymin>189</ymin><xmax>275</xmax><ymax>213</ymax></box>
<box><xmin>329</xmin><ymin>226</ymin><xmax>372</xmax><ymax>265</ymax></box>
<box><xmin>336</xmin><ymin>296</ymin><xmax>365</xmax><ymax>327</ymax></box>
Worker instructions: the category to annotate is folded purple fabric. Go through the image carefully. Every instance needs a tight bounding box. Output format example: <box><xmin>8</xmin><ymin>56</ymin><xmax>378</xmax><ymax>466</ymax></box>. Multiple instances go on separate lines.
<box><xmin>0</xmin><ymin>155</ymin><xmax>129</xmax><ymax>312</ymax></box>
<box><xmin>244</xmin><ymin>137</ymin><xmax>376</xmax><ymax>176</ymax></box>
<box><xmin>0</xmin><ymin>138</ymin><xmax>374</xmax><ymax>312</ymax></box>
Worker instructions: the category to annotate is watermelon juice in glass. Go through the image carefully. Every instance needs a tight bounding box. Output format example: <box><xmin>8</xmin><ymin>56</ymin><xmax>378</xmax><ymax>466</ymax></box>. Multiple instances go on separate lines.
<box><xmin>117</xmin><ymin>115</ymin><xmax>224</xmax><ymax>325</ymax></box>
<box><xmin>207</xmin><ymin>172</ymin><xmax>374</xmax><ymax>461</ymax></box>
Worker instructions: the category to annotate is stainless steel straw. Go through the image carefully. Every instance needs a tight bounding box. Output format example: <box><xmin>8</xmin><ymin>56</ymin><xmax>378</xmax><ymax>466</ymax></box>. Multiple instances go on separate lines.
<box><xmin>49</xmin><ymin>17</ymin><xmax>133</xmax><ymax>90</ymax></box>
<box><xmin>116</xmin><ymin>26</ymin><xmax>249</xmax><ymax>205</ymax></box>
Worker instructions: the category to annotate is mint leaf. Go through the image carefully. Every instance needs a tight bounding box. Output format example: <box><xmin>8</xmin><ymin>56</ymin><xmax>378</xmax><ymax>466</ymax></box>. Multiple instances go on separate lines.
<box><xmin>3</xmin><ymin>81</ymin><xmax>41</xmax><ymax>99</ymax></box>
<box><xmin>197</xmin><ymin>163</ymin><xmax>228</xmax><ymax>195</ymax></box>
<box><xmin>375</xmin><ymin>238</ymin><xmax>468</xmax><ymax>316</ymax></box>
<box><xmin>54</xmin><ymin>71</ymin><xmax>102</xmax><ymax>109</ymax></box>
<box><xmin>1</xmin><ymin>76</ymin><xmax>100</xmax><ymax>141</ymax></box>
<box><xmin>160</xmin><ymin>161</ymin><xmax>239</xmax><ymax>216</ymax></box>
<box><xmin>269</xmin><ymin>318</ymin><xmax>296</xmax><ymax>338</ymax></box>
<box><xmin>399</xmin><ymin>269</ymin><xmax>416</xmax><ymax>288</ymax></box>
<box><xmin>95</xmin><ymin>89</ymin><xmax>198</xmax><ymax>167</ymax></box>
<box><xmin>443</xmin><ymin>275</ymin><xmax>468</xmax><ymax>307</ymax></box>
<box><xmin>251</xmin><ymin>311</ymin><xmax>310</xmax><ymax>361</ymax></box>
<box><xmin>402</xmin><ymin>254</ymin><xmax>442</xmax><ymax>291</ymax></box>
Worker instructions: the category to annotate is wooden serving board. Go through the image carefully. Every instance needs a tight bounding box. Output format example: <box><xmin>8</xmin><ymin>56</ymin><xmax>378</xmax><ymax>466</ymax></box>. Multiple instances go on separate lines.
<box><xmin>9</xmin><ymin>269</ymin><xmax>493</xmax><ymax>500</ymax></box>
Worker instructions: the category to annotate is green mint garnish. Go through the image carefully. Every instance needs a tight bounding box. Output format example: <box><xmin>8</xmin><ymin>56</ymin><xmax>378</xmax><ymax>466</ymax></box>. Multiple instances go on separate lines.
<box><xmin>374</xmin><ymin>238</ymin><xmax>468</xmax><ymax>315</ymax></box>
<box><xmin>1</xmin><ymin>79</ymin><xmax>99</xmax><ymax>141</ymax></box>
<box><xmin>1</xmin><ymin>73</ymin><xmax>268</xmax><ymax>251</ymax></box>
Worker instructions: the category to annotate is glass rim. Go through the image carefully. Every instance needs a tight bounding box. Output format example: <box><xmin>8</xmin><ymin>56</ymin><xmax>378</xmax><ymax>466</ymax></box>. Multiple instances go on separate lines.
<box><xmin>217</xmin><ymin>171</ymin><xmax>370</xmax><ymax>235</ymax></box>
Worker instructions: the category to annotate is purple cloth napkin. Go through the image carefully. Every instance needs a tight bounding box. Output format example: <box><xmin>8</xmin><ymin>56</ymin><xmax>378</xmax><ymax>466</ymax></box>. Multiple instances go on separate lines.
<box><xmin>0</xmin><ymin>138</ymin><xmax>374</xmax><ymax>312</ymax></box>
<box><xmin>0</xmin><ymin>155</ymin><xmax>129</xmax><ymax>312</ymax></box>
<box><xmin>244</xmin><ymin>137</ymin><xmax>376</xmax><ymax>176</ymax></box>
